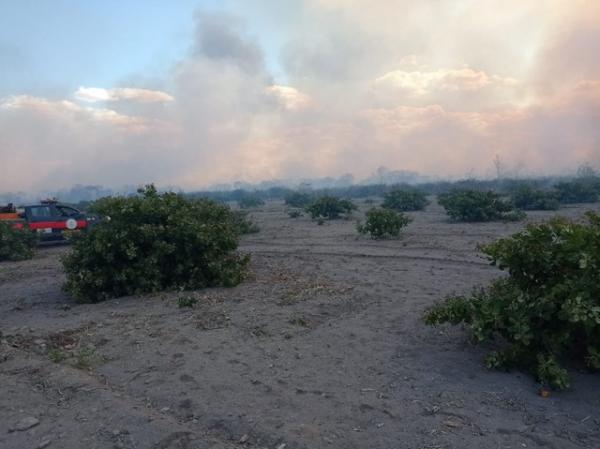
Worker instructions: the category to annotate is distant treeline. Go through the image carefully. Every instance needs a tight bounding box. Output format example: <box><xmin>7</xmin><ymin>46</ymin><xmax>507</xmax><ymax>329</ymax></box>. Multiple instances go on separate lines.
<box><xmin>186</xmin><ymin>173</ymin><xmax>600</xmax><ymax>204</ymax></box>
<box><xmin>3</xmin><ymin>166</ymin><xmax>599</xmax><ymax>210</ymax></box>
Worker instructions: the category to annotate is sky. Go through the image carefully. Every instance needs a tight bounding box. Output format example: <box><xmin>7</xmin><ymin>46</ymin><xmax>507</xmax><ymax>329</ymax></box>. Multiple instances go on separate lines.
<box><xmin>1</xmin><ymin>0</ymin><xmax>599</xmax><ymax>192</ymax></box>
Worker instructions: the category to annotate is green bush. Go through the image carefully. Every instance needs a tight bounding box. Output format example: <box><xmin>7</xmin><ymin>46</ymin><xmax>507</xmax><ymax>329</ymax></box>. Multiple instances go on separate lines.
<box><xmin>177</xmin><ymin>296</ymin><xmax>198</xmax><ymax>308</ymax></box>
<box><xmin>438</xmin><ymin>190</ymin><xmax>525</xmax><ymax>222</ymax></box>
<box><xmin>305</xmin><ymin>196</ymin><xmax>357</xmax><ymax>220</ymax></box>
<box><xmin>510</xmin><ymin>185</ymin><xmax>560</xmax><ymax>211</ymax></box>
<box><xmin>62</xmin><ymin>185</ymin><xmax>249</xmax><ymax>303</ymax></box>
<box><xmin>382</xmin><ymin>188</ymin><xmax>429</xmax><ymax>212</ymax></box>
<box><xmin>284</xmin><ymin>191</ymin><xmax>313</xmax><ymax>208</ymax></box>
<box><xmin>425</xmin><ymin>213</ymin><xmax>600</xmax><ymax>389</ymax></box>
<box><xmin>358</xmin><ymin>208</ymin><xmax>411</xmax><ymax>239</ymax></box>
<box><xmin>231</xmin><ymin>210</ymin><xmax>260</xmax><ymax>234</ymax></box>
<box><xmin>554</xmin><ymin>180</ymin><xmax>599</xmax><ymax>204</ymax></box>
<box><xmin>0</xmin><ymin>222</ymin><xmax>38</xmax><ymax>261</ymax></box>
<box><xmin>237</xmin><ymin>194</ymin><xmax>265</xmax><ymax>209</ymax></box>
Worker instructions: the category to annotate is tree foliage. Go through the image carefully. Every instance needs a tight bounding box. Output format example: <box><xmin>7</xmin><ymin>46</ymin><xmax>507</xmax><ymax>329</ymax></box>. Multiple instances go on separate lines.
<box><xmin>62</xmin><ymin>185</ymin><xmax>249</xmax><ymax>303</ymax></box>
<box><xmin>304</xmin><ymin>196</ymin><xmax>357</xmax><ymax>220</ymax></box>
<box><xmin>555</xmin><ymin>180</ymin><xmax>599</xmax><ymax>204</ymax></box>
<box><xmin>510</xmin><ymin>185</ymin><xmax>560</xmax><ymax>211</ymax></box>
<box><xmin>231</xmin><ymin>210</ymin><xmax>260</xmax><ymax>234</ymax></box>
<box><xmin>382</xmin><ymin>188</ymin><xmax>429</xmax><ymax>212</ymax></box>
<box><xmin>284</xmin><ymin>191</ymin><xmax>313</xmax><ymax>208</ymax></box>
<box><xmin>358</xmin><ymin>208</ymin><xmax>411</xmax><ymax>239</ymax></box>
<box><xmin>438</xmin><ymin>190</ymin><xmax>524</xmax><ymax>222</ymax></box>
<box><xmin>425</xmin><ymin>213</ymin><xmax>600</xmax><ymax>389</ymax></box>
<box><xmin>237</xmin><ymin>194</ymin><xmax>265</xmax><ymax>209</ymax></box>
<box><xmin>0</xmin><ymin>222</ymin><xmax>38</xmax><ymax>261</ymax></box>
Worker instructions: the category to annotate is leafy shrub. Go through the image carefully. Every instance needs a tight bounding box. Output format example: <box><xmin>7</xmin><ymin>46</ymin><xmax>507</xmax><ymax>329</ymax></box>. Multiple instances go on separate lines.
<box><xmin>305</xmin><ymin>196</ymin><xmax>357</xmax><ymax>220</ymax></box>
<box><xmin>382</xmin><ymin>188</ymin><xmax>429</xmax><ymax>212</ymax></box>
<box><xmin>425</xmin><ymin>213</ymin><xmax>600</xmax><ymax>389</ymax></box>
<box><xmin>237</xmin><ymin>194</ymin><xmax>265</xmax><ymax>209</ymax></box>
<box><xmin>357</xmin><ymin>208</ymin><xmax>411</xmax><ymax>239</ymax></box>
<box><xmin>284</xmin><ymin>191</ymin><xmax>313</xmax><ymax>208</ymax></box>
<box><xmin>231</xmin><ymin>210</ymin><xmax>260</xmax><ymax>234</ymax></box>
<box><xmin>62</xmin><ymin>185</ymin><xmax>249</xmax><ymax>303</ymax></box>
<box><xmin>554</xmin><ymin>180</ymin><xmax>599</xmax><ymax>204</ymax></box>
<box><xmin>177</xmin><ymin>296</ymin><xmax>198</xmax><ymax>308</ymax></box>
<box><xmin>510</xmin><ymin>185</ymin><xmax>560</xmax><ymax>211</ymax></box>
<box><xmin>438</xmin><ymin>190</ymin><xmax>525</xmax><ymax>222</ymax></box>
<box><xmin>48</xmin><ymin>348</ymin><xmax>67</xmax><ymax>363</ymax></box>
<box><xmin>0</xmin><ymin>222</ymin><xmax>38</xmax><ymax>261</ymax></box>
<box><xmin>74</xmin><ymin>344</ymin><xmax>104</xmax><ymax>369</ymax></box>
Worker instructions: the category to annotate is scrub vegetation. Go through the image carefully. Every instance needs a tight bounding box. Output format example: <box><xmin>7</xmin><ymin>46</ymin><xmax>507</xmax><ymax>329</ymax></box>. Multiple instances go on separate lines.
<box><xmin>0</xmin><ymin>222</ymin><xmax>37</xmax><ymax>261</ymax></box>
<box><xmin>304</xmin><ymin>196</ymin><xmax>357</xmax><ymax>220</ymax></box>
<box><xmin>425</xmin><ymin>213</ymin><xmax>600</xmax><ymax>389</ymax></box>
<box><xmin>438</xmin><ymin>190</ymin><xmax>525</xmax><ymax>222</ymax></box>
<box><xmin>61</xmin><ymin>185</ymin><xmax>249</xmax><ymax>303</ymax></box>
<box><xmin>357</xmin><ymin>208</ymin><xmax>411</xmax><ymax>239</ymax></box>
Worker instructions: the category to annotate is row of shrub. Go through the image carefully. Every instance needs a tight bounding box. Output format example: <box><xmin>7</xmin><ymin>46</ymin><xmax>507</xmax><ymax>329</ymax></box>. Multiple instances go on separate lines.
<box><xmin>292</xmin><ymin>189</ymin><xmax>524</xmax><ymax>238</ymax></box>
<box><xmin>439</xmin><ymin>186</ymin><xmax>586</xmax><ymax>216</ymax></box>
<box><xmin>282</xmin><ymin>180</ymin><xmax>597</xmax><ymax>218</ymax></box>
<box><xmin>290</xmin><ymin>192</ymin><xmax>598</xmax><ymax>389</ymax></box>
<box><xmin>290</xmin><ymin>193</ymin><xmax>416</xmax><ymax>239</ymax></box>
<box><xmin>508</xmin><ymin>179</ymin><xmax>599</xmax><ymax>209</ymax></box>
<box><xmin>3</xmin><ymin>184</ymin><xmax>599</xmax><ymax>391</ymax></box>
<box><xmin>4</xmin><ymin>183</ymin><xmax>592</xmax><ymax>268</ymax></box>
<box><xmin>186</xmin><ymin>168</ymin><xmax>600</xmax><ymax>205</ymax></box>
<box><xmin>283</xmin><ymin>184</ymin><xmax>595</xmax><ymax>223</ymax></box>
<box><xmin>293</xmin><ymin>188</ymin><xmax>525</xmax><ymax>224</ymax></box>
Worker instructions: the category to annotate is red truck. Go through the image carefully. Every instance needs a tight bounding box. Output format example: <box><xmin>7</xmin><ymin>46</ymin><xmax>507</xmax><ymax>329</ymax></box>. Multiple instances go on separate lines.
<box><xmin>1</xmin><ymin>200</ymin><xmax>95</xmax><ymax>241</ymax></box>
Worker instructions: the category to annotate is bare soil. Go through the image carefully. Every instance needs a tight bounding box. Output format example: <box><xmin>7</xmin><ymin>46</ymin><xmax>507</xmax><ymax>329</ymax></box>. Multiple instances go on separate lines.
<box><xmin>1</xmin><ymin>199</ymin><xmax>600</xmax><ymax>449</ymax></box>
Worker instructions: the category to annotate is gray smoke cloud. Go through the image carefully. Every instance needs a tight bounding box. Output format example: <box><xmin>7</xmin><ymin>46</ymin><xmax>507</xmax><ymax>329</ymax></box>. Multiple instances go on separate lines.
<box><xmin>1</xmin><ymin>1</ymin><xmax>599</xmax><ymax>192</ymax></box>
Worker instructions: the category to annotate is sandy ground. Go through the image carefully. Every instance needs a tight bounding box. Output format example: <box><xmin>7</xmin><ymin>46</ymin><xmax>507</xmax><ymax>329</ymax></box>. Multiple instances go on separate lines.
<box><xmin>1</xmin><ymin>199</ymin><xmax>599</xmax><ymax>449</ymax></box>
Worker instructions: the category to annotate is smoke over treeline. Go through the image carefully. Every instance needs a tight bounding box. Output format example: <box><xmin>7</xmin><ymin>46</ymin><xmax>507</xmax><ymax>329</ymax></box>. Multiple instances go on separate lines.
<box><xmin>1</xmin><ymin>1</ymin><xmax>599</xmax><ymax>193</ymax></box>
<box><xmin>2</xmin><ymin>165</ymin><xmax>598</xmax><ymax>206</ymax></box>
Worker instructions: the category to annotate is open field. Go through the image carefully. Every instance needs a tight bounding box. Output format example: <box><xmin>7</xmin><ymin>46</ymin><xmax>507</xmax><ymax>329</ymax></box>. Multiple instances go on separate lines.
<box><xmin>1</xmin><ymin>199</ymin><xmax>600</xmax><ymax>449</ymax></box>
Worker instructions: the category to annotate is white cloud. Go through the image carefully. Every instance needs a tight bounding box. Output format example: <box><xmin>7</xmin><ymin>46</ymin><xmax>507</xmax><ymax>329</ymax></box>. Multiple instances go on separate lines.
<box><xmin>375</xmin><ymin>67</ymin><xmax>517</xmax><ymax>96</ymax></box>
<box><xmin>1</xmin><ymin>95</ymin><xmax>150</xmax><ymax>131</ymax></box>
<box><xmin>265</xmin><ymin>85</ymin><xmax>312</xmax><ymax>110</ymax></box>
<box><xmin>74</xmin><ymin>87</ymin><xmax>174</xmax><ymax>103</ymax></box>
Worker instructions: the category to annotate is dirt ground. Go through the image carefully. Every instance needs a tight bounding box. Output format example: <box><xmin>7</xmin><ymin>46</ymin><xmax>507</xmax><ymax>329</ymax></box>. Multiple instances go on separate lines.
<box><xmin>1</xmin><ymin>199</ymin><xmax>600</xmax><ymax>449</ymax></box>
